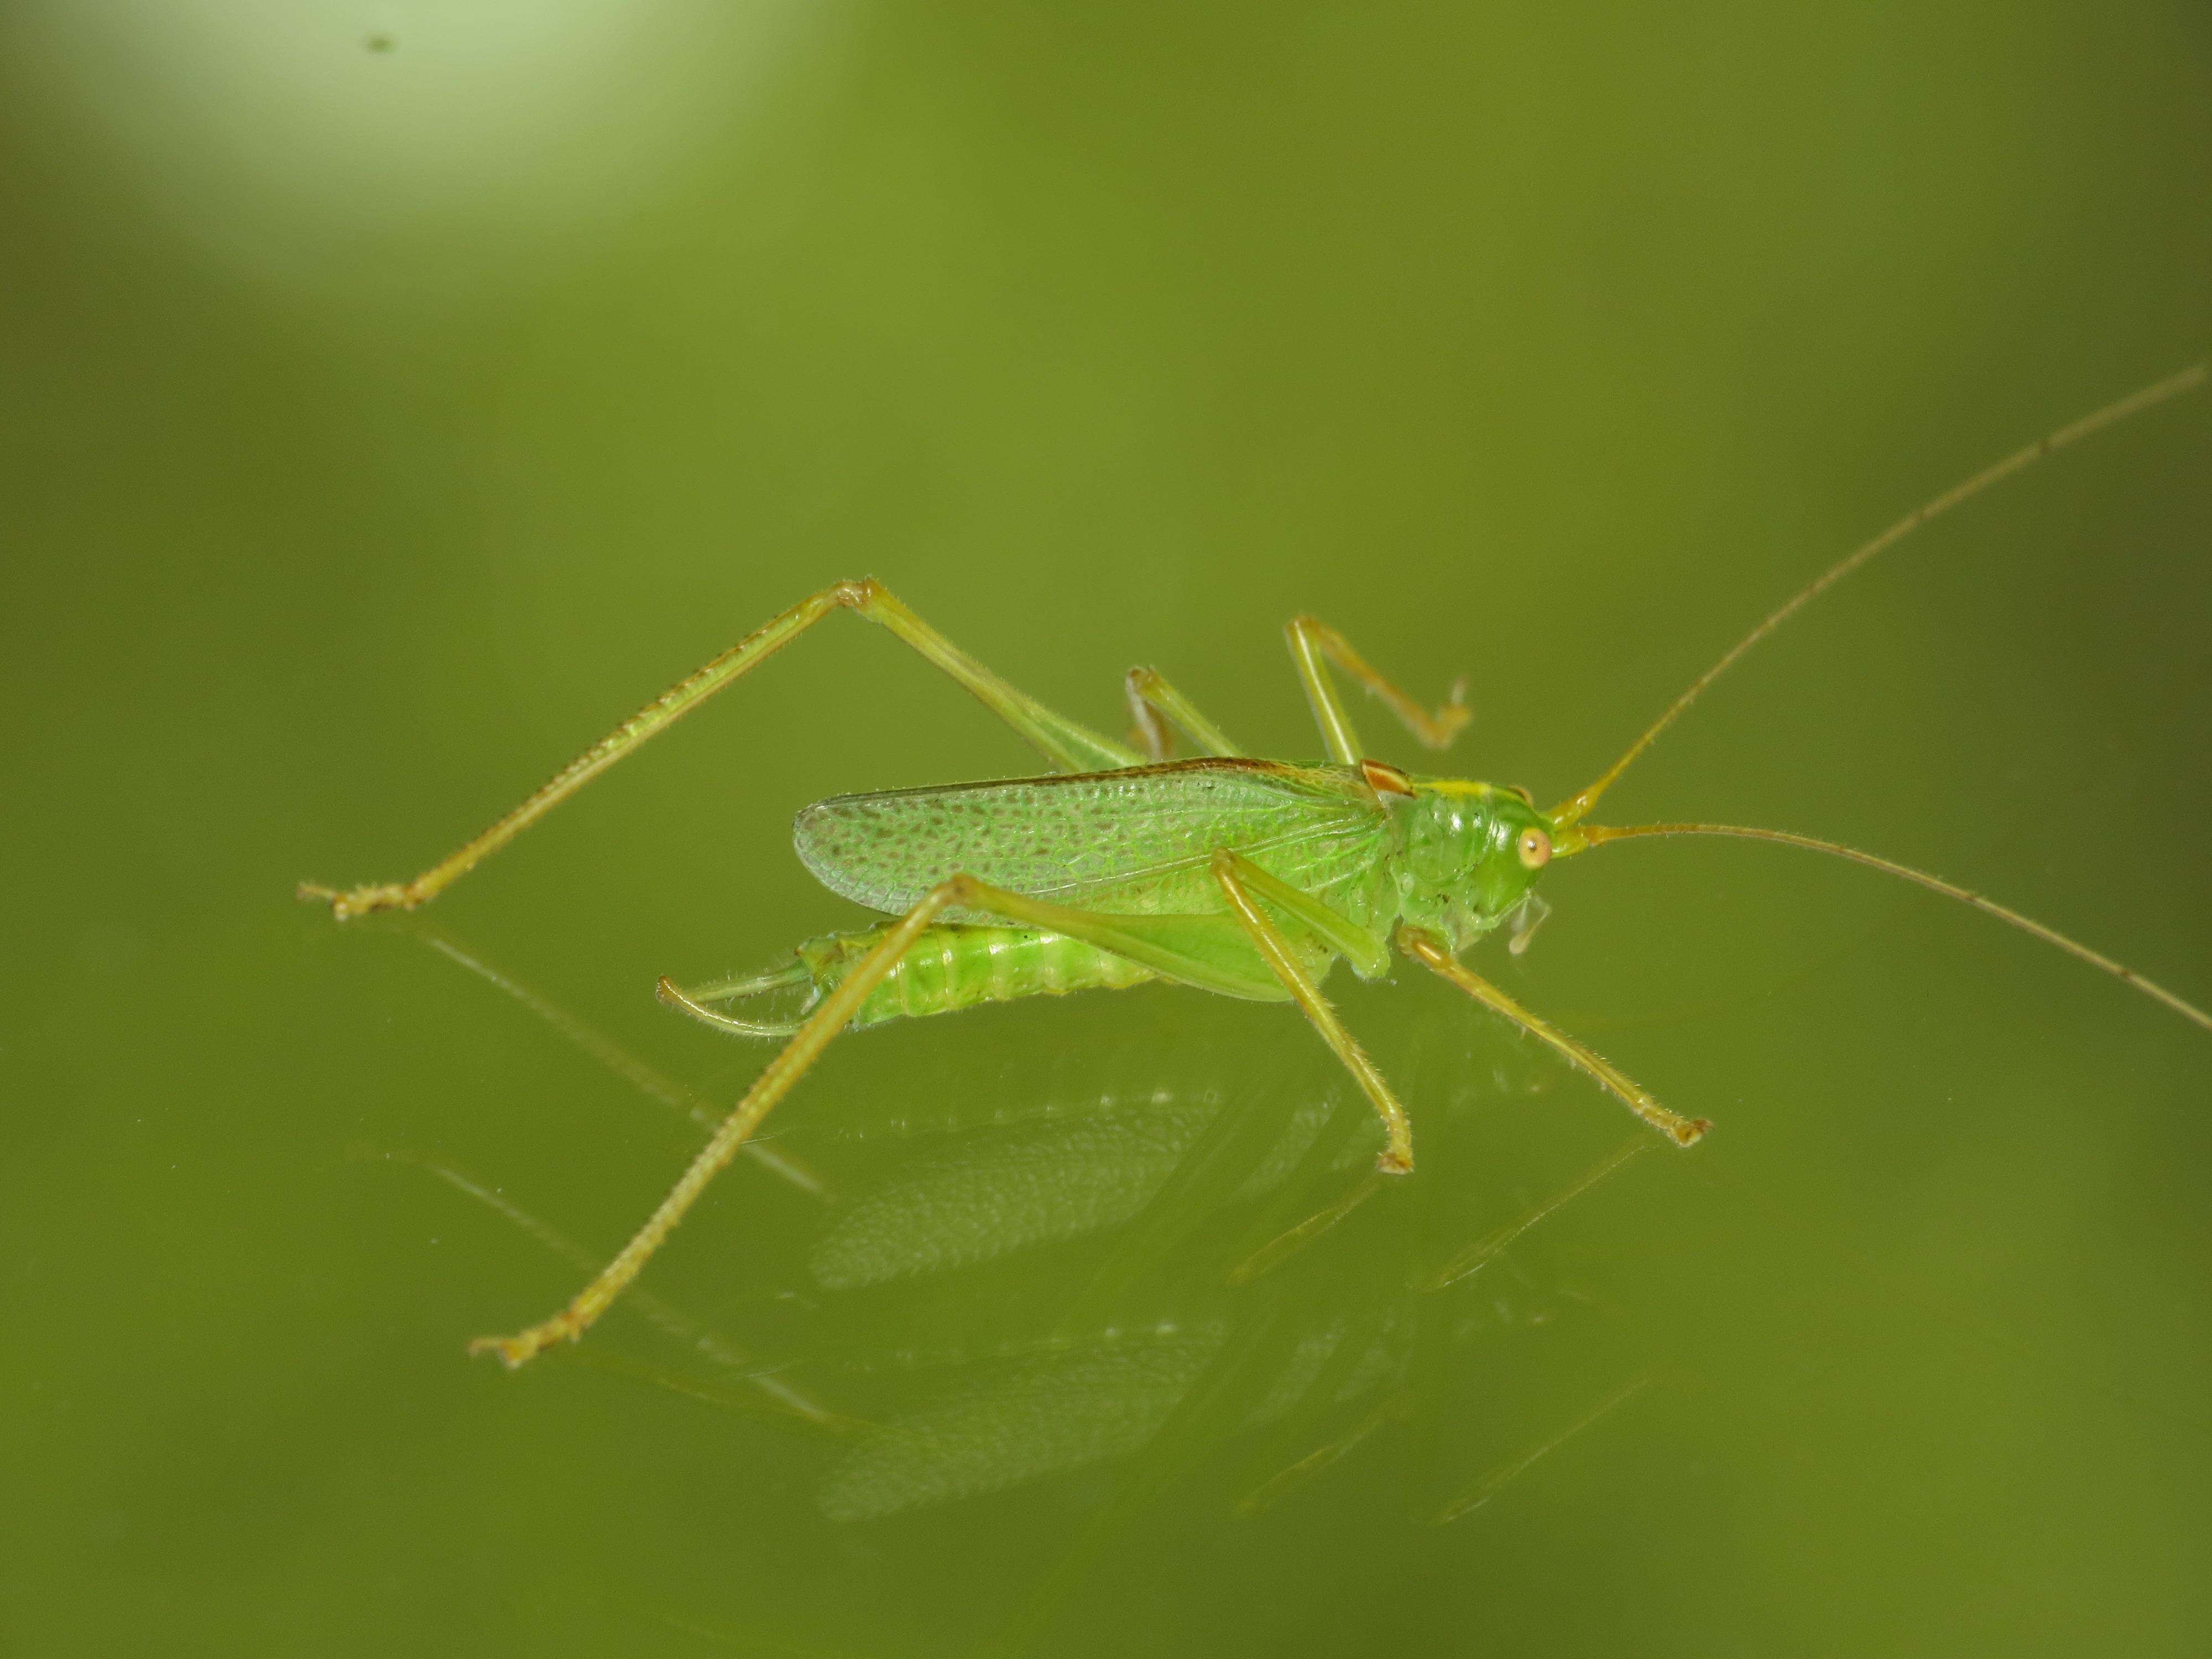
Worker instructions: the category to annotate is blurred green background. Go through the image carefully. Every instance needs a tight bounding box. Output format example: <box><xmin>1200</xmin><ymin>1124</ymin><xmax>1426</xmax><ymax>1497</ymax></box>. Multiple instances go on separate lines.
<box><xmin>3</xmin><ymin>2</ymin><xmax>2209</xmax><ymax>1653</ymax></box>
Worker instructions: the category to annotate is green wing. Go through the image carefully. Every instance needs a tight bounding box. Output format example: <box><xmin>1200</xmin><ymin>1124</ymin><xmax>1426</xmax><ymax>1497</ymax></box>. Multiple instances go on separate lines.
<box><xmin>793</xmin><ymin>758</ymin><xmax>1391</xmax><ymax>920</ymax></box>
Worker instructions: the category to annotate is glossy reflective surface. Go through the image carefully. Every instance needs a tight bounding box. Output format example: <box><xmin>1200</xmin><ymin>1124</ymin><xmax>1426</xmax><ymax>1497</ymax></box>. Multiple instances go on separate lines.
<box><xmin>5</xmin><ymin>4</ymin><xmax>2210</xmax><ymax>1652</ymax></box>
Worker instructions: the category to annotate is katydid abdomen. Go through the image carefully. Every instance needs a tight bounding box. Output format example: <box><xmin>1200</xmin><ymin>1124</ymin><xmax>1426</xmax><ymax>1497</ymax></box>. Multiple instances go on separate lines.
<box><xmin>799</xmin><ymin>923</ymin><xmax>1160</xmax><ymax>1027</ymax></box>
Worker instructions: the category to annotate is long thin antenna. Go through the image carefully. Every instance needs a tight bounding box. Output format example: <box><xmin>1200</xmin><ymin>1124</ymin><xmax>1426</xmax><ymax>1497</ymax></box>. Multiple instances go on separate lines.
<box><xmin>1574</xmin><ymin>820</ymin><xmax>2212</xmax><ymax>1034</ymax></box>
<box><xmin>1552</xmin><ymin>364</ymin><xmax>2207</xmax><ymax>830</ymax></box>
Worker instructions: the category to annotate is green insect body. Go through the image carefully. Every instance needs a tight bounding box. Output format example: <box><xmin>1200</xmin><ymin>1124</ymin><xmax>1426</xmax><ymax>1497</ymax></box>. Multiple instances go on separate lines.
<box><xmin>799</xmin><ymin>921</ymin><xmax>1161</xmax><ymax>1030</ymax></box>
<box><xmin>766</xmin><ymin>760</ymin><xmax>1548</xmax><ymax>1030</ymax></box>
<box><xmin>297</xmin><ymin>365</ymin><xmax>2210</xmax><ymax>1370</ymax></box>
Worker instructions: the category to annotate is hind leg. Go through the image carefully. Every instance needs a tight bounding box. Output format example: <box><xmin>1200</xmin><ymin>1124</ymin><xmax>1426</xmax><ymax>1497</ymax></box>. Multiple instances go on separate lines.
<box><xmin>302</xmin><ymin>579</ymin><xmax>1141</xmax><ymax>920</ymax></box>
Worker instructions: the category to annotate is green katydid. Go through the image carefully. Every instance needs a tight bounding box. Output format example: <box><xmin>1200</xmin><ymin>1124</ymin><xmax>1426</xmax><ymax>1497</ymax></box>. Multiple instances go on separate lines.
<box><xmin>301</xmin><ymin>364</ymin><xmax>2210</xmax><ymax>1369</ymax></box>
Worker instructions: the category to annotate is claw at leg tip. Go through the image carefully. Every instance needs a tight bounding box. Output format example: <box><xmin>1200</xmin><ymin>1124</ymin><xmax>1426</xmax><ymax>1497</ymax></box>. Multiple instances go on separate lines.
<box><xmin>296</xmin><ymin>879</ymin><xmax>421</xmax><ymax>922</ymax></box>
<box><xmin>468</xmin><ymin>1332</ymin><xmax>533</xmax><ymax>1370</ymax></box>
<box><xmin>469</xmin><ymin>1313</ymin><xmax>583</xmax><ymax>1370</ymax></box>
<box><xmin>296</xmin><ymin>880</ymin><xmax>342</xmax><ymax>912</ymax></box>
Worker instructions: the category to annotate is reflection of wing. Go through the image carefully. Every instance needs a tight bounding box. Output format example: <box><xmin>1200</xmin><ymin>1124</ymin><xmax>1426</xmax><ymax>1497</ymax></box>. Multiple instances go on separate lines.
<box><xmin>792</xmin><ymin>758</ymin><xmax>1390</xmax><ymax>917</ymax></box>
<box><xmin>817</xmin><ymin>1326</ymin><xmax>1230</xmax><ymax>1521</ymax></box>
<box><xmin>810</xmin><ymin>1087</ymin><xmax>1355</xmax><ymax>1288</ymax></box>
<box><xmin>816</xmin><ymin>1316</ymin><xmax>1410</xmax><ymax>1521</ymax></box>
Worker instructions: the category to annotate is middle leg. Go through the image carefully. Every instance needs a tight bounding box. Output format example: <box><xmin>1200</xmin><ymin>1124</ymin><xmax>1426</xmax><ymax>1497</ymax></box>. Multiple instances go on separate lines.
<box><xmin>1210</xmin><ymin>847</ymin><xmax>1414</xmax><ymax>1172</ymax></box>
<box><xmin>1285</xmin><ymin>614</ymin><xmax>1471</xmax><ymax>765</ymax></box>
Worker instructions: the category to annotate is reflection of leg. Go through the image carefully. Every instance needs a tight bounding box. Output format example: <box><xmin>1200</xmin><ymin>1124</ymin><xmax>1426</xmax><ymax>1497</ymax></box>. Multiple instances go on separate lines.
<box><xmin>416</xmin><ymin>925</ymin><xmax>827</xmax><ymax>1196</ymax></box>
<box><xmin>302</xmin><ymin>578</ymin><xmax>1138</xmax><ymax>920</ymax></box>
<box><xmin>1211</xmin><ymin>849</ymin><xmax>1414</xmax><ymax>1172</ymax></box>
<box><xmin>1240</xmin><ymin>1387</ymin><xmax>1413</xmax><ymax>1515</ymax></box>
<box><xmin>1284</xmin><ymin>614</ymin><xmax>1470</xmax><ymax>765</ymax></box>
<box><xmin>1423</xmin><ymin>1134</ymin><xmax>1652</xmax><ymax>1291</ymax></box>
<box><xmin>1227</xmin><ymin>1169</ymin><xmax>1389</xmax><ymax>1286</ymax></box>
<box><xmin>1124</xmin><ymin>666</ymin><xmax>1243</xmax><ymax>759</ymax></box>
<box><xmin>475</xmin><ymin>872</ymin><xmax>1327</xmax><ymax>1366</ymax></box>
<box><xmin>1399</xmin><ymin>927</ymin><xmax>1709</xmax><ymax>1146</ymax></box>
<box><xmin>384</xmin><ymin>1146</ymin><xmax>849</xmax><ymax>1427</ymax></box>
<box><xmin>471</xmin><ymin>875</ymin><xmax>979</xmax><ymax>1367</ymax></box>
<box><xmin>1433</xmin><ymin>1374</ymin><xmax>1653</xmax><ymax>1524</ymax></box>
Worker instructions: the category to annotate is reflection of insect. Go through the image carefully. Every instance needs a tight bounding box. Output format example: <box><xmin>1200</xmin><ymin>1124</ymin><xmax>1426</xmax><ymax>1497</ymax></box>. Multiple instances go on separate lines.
<box><xmin>404</xmin><ymin>936</ymin><xmax>1645</xmax><ymax>1539</ymax></box>
<box><xmin>302</xmin><ymin>365</ymin><xmax>2209</xmax><ymax>1367</ymax></box>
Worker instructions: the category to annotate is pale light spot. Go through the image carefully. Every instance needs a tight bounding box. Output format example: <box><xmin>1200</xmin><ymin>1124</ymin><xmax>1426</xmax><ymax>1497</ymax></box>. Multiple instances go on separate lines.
<box><xmin>17</xmin><ymin>0</ymin><xmax>826</xmax><ymax>300</ymax></box>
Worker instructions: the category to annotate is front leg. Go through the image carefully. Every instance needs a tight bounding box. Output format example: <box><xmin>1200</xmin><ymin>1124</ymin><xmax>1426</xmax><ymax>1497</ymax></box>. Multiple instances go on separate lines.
<box><xmin>1399</xmin><ymin>926</ymin><xmax>1708</xmax><ymax>1146</ymax></box>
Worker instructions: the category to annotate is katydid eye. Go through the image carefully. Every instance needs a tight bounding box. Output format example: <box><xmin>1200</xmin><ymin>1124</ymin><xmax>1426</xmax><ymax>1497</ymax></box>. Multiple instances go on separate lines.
<box><xmin>1517</xmin><ymin>827</ymin><xmax>1551</xmax><ymax>870</ymax></box>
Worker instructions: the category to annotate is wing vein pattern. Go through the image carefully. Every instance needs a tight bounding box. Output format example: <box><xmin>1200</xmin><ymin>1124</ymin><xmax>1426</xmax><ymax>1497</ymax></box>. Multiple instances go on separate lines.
<box><xmin>794</xmin><ymin>759</ymin><xmax>1391</xmax><ymax>921</ymax></box>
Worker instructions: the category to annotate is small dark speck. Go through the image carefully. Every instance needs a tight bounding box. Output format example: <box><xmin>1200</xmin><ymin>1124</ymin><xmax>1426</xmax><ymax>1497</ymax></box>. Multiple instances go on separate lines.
<box><xmin>365</xmin><ymin>33</ymin><xmax>396</xmax><ymax>53</ymax></box>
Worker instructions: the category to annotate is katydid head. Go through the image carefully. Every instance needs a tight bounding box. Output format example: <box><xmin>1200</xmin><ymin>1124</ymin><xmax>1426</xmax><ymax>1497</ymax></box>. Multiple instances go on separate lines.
<box><xmin>1386</xmin><ymin>778</ymin><xmax>1557</xmax><ymax>951</ymax></box>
